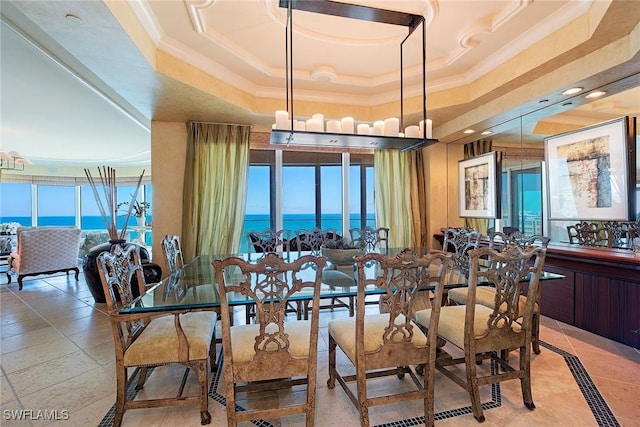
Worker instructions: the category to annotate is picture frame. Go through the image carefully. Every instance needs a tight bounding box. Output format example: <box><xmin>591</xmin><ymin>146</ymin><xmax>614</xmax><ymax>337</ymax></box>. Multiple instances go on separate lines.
<box><xmin>545</xmin><ymin>116</ymin><xmax>635</xmax><ymax>221</ymax></box>
<box><xmin>458</xmin><ymin>151</ymin><xmax>500</xmax><ymax>219</ymax></box>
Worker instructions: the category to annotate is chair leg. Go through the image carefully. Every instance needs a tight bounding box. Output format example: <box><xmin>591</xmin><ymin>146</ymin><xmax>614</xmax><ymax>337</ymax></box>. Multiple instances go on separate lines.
<box><xmin>532</xmin><ymin>312</ymin><xmax>541</xmax><ymax>354</ymax></box>
<box><xmin>519</xmin><ymin>347</ymin><xmax>535</xmax><ymax>410</ymax></box>
<box><xmin>356</xmin><ymin>370</ymin><xmax>370</xmax><ymax>427</ymax></box>
<box><xmin>327</xmin><ymin>335</ymin><xmax>336</xmax><ymax>389</ymax></box>
<box><xmin>114</xmin><ymin>366</ymin><xmax>127</xmax><ymax>427</ymax></box>
<box><xmin>194</xmin><ymin>360</ymin><xmax>212</xmax><ymax>425</ymax></box>
<box><xmin>465</xmin><ymin>354</ymin><xmax>485</xmax><ymax>422</ymax></box>
<box><xmin>135</xmin><ymin>367</ymin><xmax>149</xmax><ymax>390</ymax></box>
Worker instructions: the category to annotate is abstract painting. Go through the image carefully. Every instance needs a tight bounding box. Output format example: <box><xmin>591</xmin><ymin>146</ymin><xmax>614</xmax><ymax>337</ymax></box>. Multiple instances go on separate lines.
<box><xmin>545</xmin><ymin>117</ymin><xmax>633</xmax><ymax>220</ymax></box>
<box><xmin>458</xmin><ymin>152</ymin><xmax>499</xmax><ymax>218</ymax></box>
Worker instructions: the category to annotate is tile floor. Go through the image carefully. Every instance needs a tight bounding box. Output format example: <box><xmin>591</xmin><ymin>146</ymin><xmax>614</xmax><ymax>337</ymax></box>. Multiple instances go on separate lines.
<box><xmin>1</xmin><ymin>272</ymin><xmax>639</xmax><ymax>426</ymax></box>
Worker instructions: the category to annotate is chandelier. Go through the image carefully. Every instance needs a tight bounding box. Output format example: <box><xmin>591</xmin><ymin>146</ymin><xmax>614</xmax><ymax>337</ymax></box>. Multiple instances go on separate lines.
<box><xmin>270</xmin><ymin>0</ymin><xmax>437</xmax><ymax>151</ymax></box>
<box><xmin>0</xmin><ymin>149</ymin><xmax>31</xmax><ymax>170</ymax></box>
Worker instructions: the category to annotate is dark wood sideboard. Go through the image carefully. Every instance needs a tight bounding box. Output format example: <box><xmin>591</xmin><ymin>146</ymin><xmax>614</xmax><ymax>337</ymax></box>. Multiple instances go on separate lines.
<box><xmin>433</xmin><ymin>234</ymin><xmax>640</xmax><ymax>348</ymax></box>
<box><xmin>542</xmin><ymin>243</ymin><xmax>639</xmax><ymax>349</ymax></box>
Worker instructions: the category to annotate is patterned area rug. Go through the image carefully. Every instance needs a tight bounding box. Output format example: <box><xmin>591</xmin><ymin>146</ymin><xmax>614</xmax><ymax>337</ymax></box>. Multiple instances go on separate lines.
<box><xmin>99</xmin><ymin>342</ymin><xmax>620</xmax><ymax>427</ymax></box>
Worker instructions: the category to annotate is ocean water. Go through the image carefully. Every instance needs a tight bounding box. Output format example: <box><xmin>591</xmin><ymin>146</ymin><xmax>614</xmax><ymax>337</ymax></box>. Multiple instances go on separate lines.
<box><xmin>1</xmin><ymin>214</ymin><xmax>375</xmax><ymax>252</ymax></box>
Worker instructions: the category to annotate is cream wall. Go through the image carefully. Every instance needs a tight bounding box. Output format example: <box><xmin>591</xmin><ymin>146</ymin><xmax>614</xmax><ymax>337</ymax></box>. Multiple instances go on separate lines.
<box><xmin>150</xmin><ymin>121</ymin><xmax>187</xmax><ymax>275</ymax></box>
<box><xmin>423</xmin><ymin>142</ymin><xmax>463</xmax><ymax>249</ymax></box>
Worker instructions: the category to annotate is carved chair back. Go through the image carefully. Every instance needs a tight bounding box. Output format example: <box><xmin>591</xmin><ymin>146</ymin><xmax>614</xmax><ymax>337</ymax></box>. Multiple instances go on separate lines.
<box><xmin>161</xmin><ymin>234</ymin><xmax>184</xmax><ymax>274</ymax></box>
<box><xmin>245</xmin><ymin>228</ymin><xmax>291</xmax><ymax>256</ymax></box>
<box><xmin>291</xmin><ymin>227</ymin><xmax>339</xmax><ymax>254</ymax></box>
<box><xmin>567</xmin><ymin>221</ymin><xmax>612</xmax><ymax>247</ymax></box>
<box><xmin>441</xmin><ymin>227</ymin><xmax>481</xmax><ymax>275</ymax></box>
<box><xmin>348</xmin><ymin>226</ymin><xmax>390</xmax><ymax>253</ymax></box>
<box><xmin>489</xmin><ymin>231</ymin><xmax>550</xmax><ymax>251</ymax></box>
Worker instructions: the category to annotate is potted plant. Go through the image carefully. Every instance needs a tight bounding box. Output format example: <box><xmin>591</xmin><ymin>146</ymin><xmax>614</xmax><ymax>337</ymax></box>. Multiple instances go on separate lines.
<box><xmin>321</xmin><ymin>238</ymin><xmax>364</xmax><ymax>265</ymax></box>
<box><xmin>118</xmin><ymin>199</ymin><xmax>151</xmax><ymax>226</ymax></box>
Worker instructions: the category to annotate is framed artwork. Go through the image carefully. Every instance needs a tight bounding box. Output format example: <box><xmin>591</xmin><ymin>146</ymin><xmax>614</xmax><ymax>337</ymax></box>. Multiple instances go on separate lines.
<box><xmin>545</xmin><ymin>116</ymin><xmax>635</xmax><ymax>221</ymax></box>
<box><xmin>458</xmin><ymin>151</ymin><xmax>499</xmax><ymax>219</ymax></box>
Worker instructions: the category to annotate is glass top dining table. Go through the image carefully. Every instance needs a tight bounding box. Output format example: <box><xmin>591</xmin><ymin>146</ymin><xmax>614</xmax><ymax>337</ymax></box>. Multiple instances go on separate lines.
<box><xmin>121</xmin><ymin>248</ymin><xmax>565</xmax><ymax>316</ymax></box>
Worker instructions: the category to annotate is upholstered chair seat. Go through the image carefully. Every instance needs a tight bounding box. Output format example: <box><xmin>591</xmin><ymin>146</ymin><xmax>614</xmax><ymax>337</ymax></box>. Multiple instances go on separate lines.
<box><xmin>123</xmin><ymin>311</ymin><xmax>216</xmax><ymax>367</ymax></box>
<box><xmin>414</xmin><ymin>305</ymin><xmax>523</xmax><ymax>350</ymax></box>
<box><xmin>329</xmin><ymin>313</ymin><xmax>428</xmax><ymax>363</ymax></box>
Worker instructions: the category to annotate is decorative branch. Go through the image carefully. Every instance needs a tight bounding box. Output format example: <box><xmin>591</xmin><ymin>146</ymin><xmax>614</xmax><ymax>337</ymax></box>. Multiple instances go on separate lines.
<box><xmin>84</xmin><ymin>166</ymin><xmax>146</xmax><ymax>241</ymax></box>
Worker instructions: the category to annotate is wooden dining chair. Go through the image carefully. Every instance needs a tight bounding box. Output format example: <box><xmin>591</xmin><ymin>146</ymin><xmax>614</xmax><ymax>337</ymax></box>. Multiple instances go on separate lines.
<box><xmin>628</xmin><ymin>227</ymin><xmax>640</xmax><ymax>248</ymax></box>
<box><xmin>327</xmin><ymin>249</ymin><xmax>451</xmax><ymax>427</ymax></box>
<box><xmin>439</xmin><ymin>227</ymin><xmax>481</xmax><ymax>276</ymax></box>
<box><xmin>448</xmin><ymin>233</ymin><xmax>550</xmax><ymax>353</ymax></box>
<box><xmin>567</xmin><ymin>222</ymin><xmax>613</xmax><ymax>247</ymax></box>
<box><xmin>414</xmin><ymin>245</ymin><xmax>546</xmax><ymax>422</ymax></box>
<box><xmin>161</xmin><ymin>234</ymin><xmax>184</xmax><ymax>274</ymax></box>
<box><xmin>291</xmin><ymin>227</ymin><xmax>339</xmax><ymax>254</ymax></box>
<box><xmin>348</xmin><ymin>226</ymin><xmax>390</xmax><ymax>253</ymax></box>
<box><xmin>245</xmin><ymin>228</ymin><xmax>291</xmax><ymax>257</ymax></box>
<box><xmin>97</xmin><ymin>244</ymin><xmax>217</xmax><ymax>426</ymax></box>
<box><xmin>212</xmin><ymin>252</ymin><xmax>326</xmax><ymax>427</ymax></box>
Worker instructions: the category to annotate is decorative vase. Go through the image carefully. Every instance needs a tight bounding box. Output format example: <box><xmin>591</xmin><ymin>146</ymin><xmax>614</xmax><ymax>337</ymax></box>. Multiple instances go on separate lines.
<box><xmin>136</xmin><ymin>216</ymin><xmax>146</xmax><ymax>227</ymax></box>
<box><xmin>83</xmin><ymin>239</ymin><xmax>161</xmax><ymax>304</ymax></box>
<box><xmin>321</xmin><ymin>247</ymin><xmax>364</xmax><ymax>266</ymax></box>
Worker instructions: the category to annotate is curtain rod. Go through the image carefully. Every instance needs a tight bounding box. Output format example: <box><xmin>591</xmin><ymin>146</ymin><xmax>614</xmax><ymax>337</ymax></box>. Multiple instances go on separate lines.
<box><xmin>188</xmin><ymin>121</ymin><xmax>253</xmax><ymax>128</ymax></box>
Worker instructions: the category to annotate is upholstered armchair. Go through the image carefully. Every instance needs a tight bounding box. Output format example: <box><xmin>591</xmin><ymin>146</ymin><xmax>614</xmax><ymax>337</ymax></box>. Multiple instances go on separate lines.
<box><xmin>9</xmin><ymin>226</ymin><xmax>82</xmax><ymax>290</ymax></box>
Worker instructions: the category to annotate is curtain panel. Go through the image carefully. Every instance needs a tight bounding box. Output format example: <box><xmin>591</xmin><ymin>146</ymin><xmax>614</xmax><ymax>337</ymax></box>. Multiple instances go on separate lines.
<box><xmin>182</xmin><ymin>122</ymin><xmax>250</xmax><ymax>260</ymax></box>
<box><xmin>374</xmin><ymin>150</ymin><xmax>420</xmax><ymax>248</ymax></box>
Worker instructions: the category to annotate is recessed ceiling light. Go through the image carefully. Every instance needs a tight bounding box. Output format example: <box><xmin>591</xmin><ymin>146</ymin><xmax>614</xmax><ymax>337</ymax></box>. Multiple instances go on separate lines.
<box><xmin>562</xmin><ymin>87</ymin><xmax>583</xmax><ymax>96</ymax></box>
<box><xmin>65</xmin><ymin>13</ymin><xmax>83</xmax><ymax>24</ymax></box>
<box><xmin>586</xmin><ymin>90</ymin><xmax>607</xmax><ymax>99</ymax></box>
<box><xmin>481</xmin><ymin>131</ymin><xmax>493</xmax><ymax>136</ymax></box>
<box><xmin>463</xmin><ymin>129</ymin><xmax>474</xmax><ymax>134</ymax></box>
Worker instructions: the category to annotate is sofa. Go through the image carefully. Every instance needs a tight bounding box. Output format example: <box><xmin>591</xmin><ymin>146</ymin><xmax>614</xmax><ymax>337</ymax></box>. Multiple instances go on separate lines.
<box><xmin>9</xmin><ymin>226</ymin><xmax>82</xmax><ymax>290</ymax></box>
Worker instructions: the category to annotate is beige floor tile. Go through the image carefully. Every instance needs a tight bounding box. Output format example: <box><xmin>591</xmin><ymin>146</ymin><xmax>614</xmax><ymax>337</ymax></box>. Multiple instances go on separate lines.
<box><xmin>0</xmin><ymin>327</ymin><xmax>64</xmax><ymax>355</ymax></box>
<box><xmin>7</xmin><ymin>350</ymin><xmax>101</xmax><ymax>397</ymax></box>
<box><xmin>1</xmin><ymin>338</ymin><xmax>80</xmax><ymax>374</ymax></box>
<box><xmin>43</xmin><ymin>394</ymin><xmax>115</xmax><ymax>427</ymax></box>
<box><xmin>65</xmin><ymin>323</ymin><xmax>113</xmax><ymax>349</ymax></box>
<box><xmin>1</xmin><ymin>374</ymin><xmax>18</xmax><ymax>405</ymax></box>
<box><xmin>18</xmin><ymin>366</ymin><xmax>114</xmax><ymax>416</ymax></box>
<box><xmin>0</xmin><ymin>317</ymin><xmax>51</xmax><ymax>340</ymax></box>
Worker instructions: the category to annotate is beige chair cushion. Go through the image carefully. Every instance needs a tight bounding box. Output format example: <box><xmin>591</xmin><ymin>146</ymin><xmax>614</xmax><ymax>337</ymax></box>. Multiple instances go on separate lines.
<box><xmin>448</xmin><ymin>287</ymin><xmax>537</xmax><ymax>313</ymax></box>
<box><xmin>230</xmin><ymin>320</ymin><xmax>312</xmax><ymax>363</ymax></box>
<box><xmin>414</xmin><ymin>305</ymin><xmax>521</xmax><ymax>349</ymax></box>
<box><xmin>124</xmin><ymin>311</ymin><xmax>216</xmax><ymax>366</ymax></box>
<box><xmin>328</xmin><ymin>314</ymin><xmax>427</xmax><ymax>362</ymax></box>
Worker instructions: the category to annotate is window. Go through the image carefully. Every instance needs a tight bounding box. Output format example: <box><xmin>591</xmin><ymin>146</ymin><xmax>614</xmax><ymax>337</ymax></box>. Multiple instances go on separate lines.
<box><xmin>243</xmin><ymin>149</ymin><xmax>375</xmax><ymax>244</ymax></box>
<box><xmin>0</xmin><ymin>182</ymin><xmax>32</xmax><ymax>226</ymax></box>
<box><xmin>37</xmin><ymin>185</ymin><xmax>75</xmax><ymax>226</ymax></box>
<box><xmin>509</xmin><ymin>165</ymin><xmax>543</xmax><ymax>235</ymax></box>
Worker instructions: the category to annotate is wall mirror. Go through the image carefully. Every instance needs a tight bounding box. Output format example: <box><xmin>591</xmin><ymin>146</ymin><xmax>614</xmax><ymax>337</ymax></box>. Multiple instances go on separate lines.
<box><xmin>447</xmin><ymin>72</ymin><xmax>640</xmax><ymax>247</ymax></box>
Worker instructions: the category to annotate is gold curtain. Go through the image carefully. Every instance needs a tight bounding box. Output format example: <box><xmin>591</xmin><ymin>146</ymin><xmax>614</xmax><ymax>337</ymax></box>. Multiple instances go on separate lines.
<box><xmin>182</xmin><ymin>122</ymin><xmax>250</xmax><ymax>260</ymax></box>
<box><xmin>464</xmin><ymin>140</ymin><xmax>493</xmax><ymax>233</ymax></box>
<box><xmin>374</xmin><ymin>150</ymin><xmax>422</xmax><ymax>247</ymax></box>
